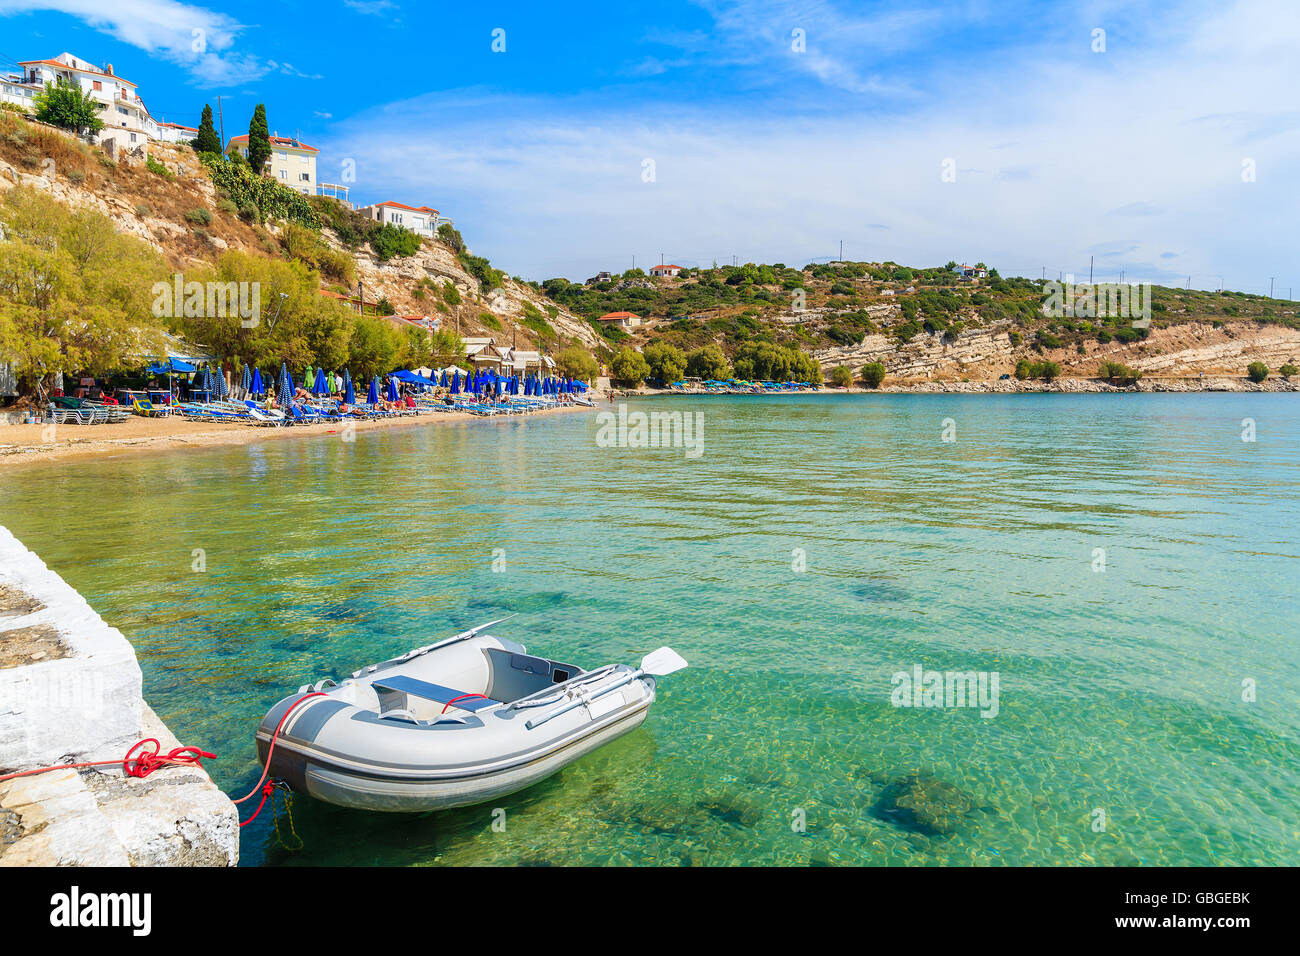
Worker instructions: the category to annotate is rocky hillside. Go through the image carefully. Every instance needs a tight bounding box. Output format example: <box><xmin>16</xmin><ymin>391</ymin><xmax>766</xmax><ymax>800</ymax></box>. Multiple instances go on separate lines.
<box><xmin>0</xmin><ymin>112</ymin><xmax>600</xmax><ymax>356</ymax></box>
<box><xmin>545</xmin><ymin>261</ymin><xmax>1300</xmax><ymax>382</ymax></box>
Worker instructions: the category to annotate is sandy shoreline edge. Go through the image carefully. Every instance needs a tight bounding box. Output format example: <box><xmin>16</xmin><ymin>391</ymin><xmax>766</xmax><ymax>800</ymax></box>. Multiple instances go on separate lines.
<box><xmin>0</xmin><ymin>403</ymin><xmax>593</xmax><ymax>469</ymax></box>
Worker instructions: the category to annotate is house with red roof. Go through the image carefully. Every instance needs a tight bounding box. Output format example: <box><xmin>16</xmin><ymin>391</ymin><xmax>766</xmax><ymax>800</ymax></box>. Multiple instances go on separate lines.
<box><xmin>227</xmin><ymin>132</ymin><xmax>319</xmax><ymax>196</ymax></box>
<box><xmin>649</xmin><ymin>264</ymin><xmax>683</xmax><ymax>277</ymax></box>
<box><xmin>356</xmin><ymin>200</ymin><xmax>451</xmax><ymax>239</ymax></box>
<box><xmin>3</xmin><ymin>53</ymin><xmax>155</xmax><ymax>157</ymax></box>
<box><xmin>597</xmin><ymin>311</ymin><xmax>643</xmax><ymax>330</ymax></box>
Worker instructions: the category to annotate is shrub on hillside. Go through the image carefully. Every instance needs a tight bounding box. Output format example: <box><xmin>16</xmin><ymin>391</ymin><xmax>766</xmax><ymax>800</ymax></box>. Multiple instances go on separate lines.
<box><xmin>369</xmin><ymin>222</ymin><xmax>421</xmax><ymax>261</ymax></box>
<box><xmin>830</xmin><ymin>365</ymin><xmax>853</xmax><ymax>387</ymax></box>
<box><xmin>200</xmin><ymin>153</ymin><xmax>318</xmax><ymax>227</ymax></box>
<box><xmin>861</xmin><ymin>362</ymin><xmax>887</xmax><ymax>388</ymax></box>
<box><xmin>1247</xmin><ymin>362</ymin><xmax>1269</xmax><ymax>383</ymax></box>
<box><xmin>184</xmin><ymin>207</ymin><xmax>212</xmax><ymax>226</ymax></box>
<box><xmin>556</xmin><ymin>346</ymin><xmax>599</xmax><ymax>382</ymax></box>
<box><xmin>1280</xmin><ymin>363</ymin><xmax>1298</xmax><ymax>378</ymax></box>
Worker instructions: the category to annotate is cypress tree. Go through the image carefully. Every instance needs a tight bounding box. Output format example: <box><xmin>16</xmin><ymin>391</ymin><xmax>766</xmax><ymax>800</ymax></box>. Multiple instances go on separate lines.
<box><xmin>247</xmin><ymin>103</ymin><xmax>272</xmax><ymax>173</ymax></box>
<box><xmin>193</xmin><ymin>104</ymin><xmax>221</xmax><ymax>155</ymax></box>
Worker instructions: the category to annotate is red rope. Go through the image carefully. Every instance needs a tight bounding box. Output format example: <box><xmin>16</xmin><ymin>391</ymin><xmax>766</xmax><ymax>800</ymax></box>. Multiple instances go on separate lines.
<box><xmin>0</xmin><ymin>743</ymin><xmax>215</xmax><ymax>784</ymax></box>
<box><xmin>442</xmin><ymin>693</ymin><xmax>488</xmax><ymax>713</ymax></box>
<box><xmin>0</xmin><ymin>691</ymin><xmax>327</xmax><ymax>834</ymax></box>
<box><xmin>228</xmin><ymin>691</ymin><xmax>322</xmax><ymax>827</ymax></box>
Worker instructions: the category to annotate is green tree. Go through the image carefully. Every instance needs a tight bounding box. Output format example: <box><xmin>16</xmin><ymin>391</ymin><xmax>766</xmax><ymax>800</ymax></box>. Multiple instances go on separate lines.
<box><xmin>830</xmin><ymin>365</ymin><xmax>853</xmax><ymax>387</ymax></box>
<box><xmin>1247</xmin><ymin>361</ymin><xmax>1269</xmax><ymax>383</ymax></box>
<box><xmin>33</xmin><ymin>81</ymin><xmax>104</xmax><ymax>136</ymax></box>
<box><xmin>685</xmin><ymin>344</ymin><xmax>730</xmax><ymax>380</ymax></box>
<box><xmin>247</xmin><ymin>104</ymin><xmax>272</xmax><ymax>173</ymax></box>
<box><xmin>555</xmin><ymin>346</ymin><xmax>598</xmax><ymax>382</ymax></box>
<box><xmin>611</xmin><ymin>346</ymin><xmax>651</xmax><ymax>386</ymax></box>
<box><xmin>643</xmin><ymin>341</ymin><xmax>686</xmax><ymax>383</ymax></box>
<box><xmin>437</xmin><ymin>223</ymin><xmax>465</xmax><ymax>253</ymax></box>
<box><xmin>1280</xmin><ymin>363</ymin><xmax>1298</xmax><ymax>378</ymax></box>
<box><xmin>194</xmin><ymin>104</ymin><xmax>222</xmax><ymax>155</ymax></box>
<box><xmin>347</xmin><ymin>315</ymin><xmax>401</xmax><ymax>378</ymax></box>
<box><xmin>861</xmin><ymin>362</ymin><xmax>887</xmax><ymax>388</ymax></box>
<box><xmin>0</xmin><ymin>188</ymin><xmax>167</xmax><ymax>399</ymax></box>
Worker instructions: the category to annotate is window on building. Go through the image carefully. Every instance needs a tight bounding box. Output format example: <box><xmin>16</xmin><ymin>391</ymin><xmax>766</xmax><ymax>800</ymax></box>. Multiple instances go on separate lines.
<box><xmin>129</xmin><ymin>133</ymin><xmax>137</xmax><ymax>143</ymax></box>
<box><xmin>279</xmin><ymin>169</ymin><xmax>287</xmax><ymax>179</ymax></box>
<box><xmin>300</xmin><ymin>172</ymin><xmax>310</xmax><ymax>182</ymax></box>
<box><xmin>92</xmin><ymin>80</ymin><xmax>102</xmax><ymax>91</ymax></box>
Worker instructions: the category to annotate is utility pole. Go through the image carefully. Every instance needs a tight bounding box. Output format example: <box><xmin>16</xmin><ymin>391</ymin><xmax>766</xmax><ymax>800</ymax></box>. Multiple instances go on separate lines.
<box><xmin>1089</xmin><ymin>256</ymin><xmax>1093</xmax><ymax>284</ymax></box>
<box><xmin>1269</xmin><ymin>277</ymin><xmax>1275</xmax><ymax>298</ymax></box>
<box><xmin>216</xmin><ymin>95</ymin><xmax>226</xmax><ymax>151</ymax></box>
<box><xmin>839</xmin><ymin>240</ymin><xmax>843</xmax><ymax>261</ymax></box>
<box><xmin>358</xmin><ymin>280</ymin><xmax>364</xmax><ymax>316</ymax></box>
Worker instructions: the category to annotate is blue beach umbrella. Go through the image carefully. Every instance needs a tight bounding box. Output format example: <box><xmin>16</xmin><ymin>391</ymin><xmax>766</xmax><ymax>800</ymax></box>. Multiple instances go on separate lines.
<box><xmin>250</xmin><ymin>367</ymin><xmax>265</xmax><ymax>396</ymax></box>
<box><xmin>368</xmin><ymin>376</ymin><xmax>379</xmax><ymax>406</ymax></box>
<box><xmin>216</xmin><ymin>367</ymin><xmax>229</xmax><ymax>400</ymax></box>
<box><xmin>386</xmin><ymin>376</ymin><xmax>399</xmax><ymax>402</ymax></box>
<box><xmin>343</xmin><ymin>374</ymin><xmax>356</xmax><ymax>405</ymax></box>
<box><xmin>277</xmin><ymin>362</ymin><xmax>293</xmax><ymax>409</ymax></box>
<box><xmin>240</xmin><ymin>363</ymin><xmax>251</xmax><ymax>394</ymax></box>
<box><xmin>312</xmin><ymin>367</ymin><xmax>328</xmax><ymax>396</ymax></box>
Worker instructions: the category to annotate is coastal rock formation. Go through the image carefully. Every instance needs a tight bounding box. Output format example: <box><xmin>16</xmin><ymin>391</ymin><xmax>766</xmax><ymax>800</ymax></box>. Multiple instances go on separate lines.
<box><xmin>813</xmin><ymin>317</ymin><xmax>1300</xmax><ymax>383</ymax></box>
<box><xmin>0</xmin><ymin>525</ymin><xmax>238</xmax><ymax>866</ymax></box>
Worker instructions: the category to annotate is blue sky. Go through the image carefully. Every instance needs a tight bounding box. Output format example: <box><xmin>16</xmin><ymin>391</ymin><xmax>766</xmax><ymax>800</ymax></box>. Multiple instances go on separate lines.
<box><xmin>2</xmin><ymin>0</ymin><xmax>1297</xmax><ymax>293</ymax></box>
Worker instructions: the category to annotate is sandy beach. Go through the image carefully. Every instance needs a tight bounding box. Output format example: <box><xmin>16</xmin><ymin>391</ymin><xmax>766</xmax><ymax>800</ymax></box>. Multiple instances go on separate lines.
<box><xmin>0</xmin><ymin>403</ymin><xmax>592</xmax><ymax>469</ymax></box>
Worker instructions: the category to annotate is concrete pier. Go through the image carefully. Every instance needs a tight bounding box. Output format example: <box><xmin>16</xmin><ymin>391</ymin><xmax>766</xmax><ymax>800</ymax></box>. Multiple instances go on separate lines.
<box><xmin>0</xmin><ymin>525</ymin><xmax>238</xmax><ymax>866</ymax></box>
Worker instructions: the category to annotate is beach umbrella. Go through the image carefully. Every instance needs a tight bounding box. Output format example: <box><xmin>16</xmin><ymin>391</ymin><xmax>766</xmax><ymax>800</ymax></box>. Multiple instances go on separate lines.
<box><xmin>386</xmin><ymin>376</ymin><xmax>399</xmax><ymax>402</ymax></box>
<box><xmin>250</xmin><ymin>367</ymin><xmax>265</xmax><ymax>396</ymax></box>
<box><xmin>217</xmin><ymin>367</ymin><xmax>229</xmax><ymax>400</ymax></box>
<box><xmin>312</xmin><ymin>367</ymin><xmax>328</xmax><ymax>396</ymax></box>
<box><xmin>368</xmin><ymin>376</ymin><xmax>380</xmax><ymax>406</ymax></box>
<box><xmin>343</xmin><ymin>374</ymin><xmax>356</xmax><ymax>405</ymax></box>
<box><xmin>240</xmin><ymin>363</ymin><xmax>252</xmax><ymax>395</ymax></box>
<box><xmin>440</xmin><ymin>370</ymin><xmax>448</xmax><ymax>387</ymax></box>
<box><xmin>277</xmin><ymin>362</ymin><xmax>293</xmax><ymax>409</ymax></box>
<box><xmin>451</xmin><ymin>371</ymin><xmax>460</xmax><ymax>394</ymax></box>
<box><xmin>303</xmin><ymin>365</ymin><xmax>315</xmax><ymax>391</ymax></box>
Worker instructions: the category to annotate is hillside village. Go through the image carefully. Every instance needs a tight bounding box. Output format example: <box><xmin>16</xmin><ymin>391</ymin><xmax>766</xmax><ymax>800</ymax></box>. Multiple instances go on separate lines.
<box><xmin>2</xmin><ymin>49</ymin><xmax>1300</xmax><ymax>400</ymax></box>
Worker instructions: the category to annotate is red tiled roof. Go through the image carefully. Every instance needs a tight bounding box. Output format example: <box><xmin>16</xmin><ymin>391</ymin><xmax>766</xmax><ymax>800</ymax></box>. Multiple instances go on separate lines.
<box><xmin>372</xmin><ymin>200</ymin><xmax>439</xmax><ymax>214</ymax></box>
<box><xmin>158</xmin><ymin>122</ymin><xmax>198</xmax><ymax>131</ymax></box>
<box><xmin>597</xmin><ymin>311</ymin><xmax>640</xmax><ymax>321</ymax></box>
<box><xmin>227</xmin><ymin>133</ymin><xmax>319</xmax><ymax>153</ymax></box>
<box><xmin>20</xmin><ymin>58</ymin><xmax>138</xmax><ymax>87</ymax></box>
<box><xmin>650</xmin><ymin>264</ymin><xmax>682</xmax><ymax>271</ymax></box>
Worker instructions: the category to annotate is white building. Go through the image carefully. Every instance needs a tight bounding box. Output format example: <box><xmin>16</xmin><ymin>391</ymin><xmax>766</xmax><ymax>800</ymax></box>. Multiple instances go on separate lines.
<box><xmin>2</xmin><ymin>53</ymin><xmax>155</xmax><ymax>156</ymax></box>
<box><xmin>356</xmin><ymin>200</ymin><xmax>451</xmax><ymax>238</ymax></box>
<box><xmin>154</xmin><ymin>121</ymin><xmax>198</xmax><ymax>145</ymax></box>
<box><xmin>227</xmin><ymin>133</ymin><xmax>319</xmax><ymax>196</ymax></box>
<box><xmin>649</xmin><ymin>264</ymin><xmax>683</xmax><ymax>277</ymax></box>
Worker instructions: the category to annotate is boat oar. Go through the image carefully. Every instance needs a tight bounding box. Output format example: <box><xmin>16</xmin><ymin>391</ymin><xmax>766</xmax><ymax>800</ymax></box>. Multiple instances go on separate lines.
<box><xmin>525</xmin><ymin>647</ymin><xmax>688</xmax><ymax>730</ymax></box>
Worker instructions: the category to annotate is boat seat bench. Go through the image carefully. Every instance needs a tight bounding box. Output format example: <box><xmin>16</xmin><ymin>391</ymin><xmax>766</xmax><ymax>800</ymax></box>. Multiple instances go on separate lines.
<box><xmin>371</xmin><ymin>674</ymin><xmax>500</xmax><ymax>713</ymax></box>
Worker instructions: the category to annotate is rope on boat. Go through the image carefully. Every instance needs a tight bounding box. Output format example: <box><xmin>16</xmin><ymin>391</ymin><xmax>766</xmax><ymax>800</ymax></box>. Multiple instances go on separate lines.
<box><xmin>234</xmin><ymin>691</ymin><xmax>326</xmax><ymax>828</ymax></box>
<box><xmin>0</xmin><ymin>690</ymin><xmax>325</xmax><ymax>838</ymax></box>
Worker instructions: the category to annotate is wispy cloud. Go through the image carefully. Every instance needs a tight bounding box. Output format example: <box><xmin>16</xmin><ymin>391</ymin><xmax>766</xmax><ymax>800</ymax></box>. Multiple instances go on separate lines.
<box><xmin>321</xmin><ymin>0</ymin><xmax>1300</xmax><ymax>290</ymax></box>
<box><xmin>343</xmin><ymin>0</ymin><xmax>397</xmax><ymax>15</ymax></box>
<box><xmin>0</xmin><ymin>0</ymin><xmax>267</xmax><ymax>85</ymax></box>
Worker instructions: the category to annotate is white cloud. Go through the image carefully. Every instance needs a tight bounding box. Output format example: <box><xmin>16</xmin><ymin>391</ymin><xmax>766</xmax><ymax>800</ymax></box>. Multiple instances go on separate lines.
<box><xmin>0</xmin><ymin>0</ymin><xmax>268</xmax><ymax>85</ymax></box>
<box><xmin>322</xmin><ymin>0</ymin><xmax>1299</xmax><ymax>291</ymax></box>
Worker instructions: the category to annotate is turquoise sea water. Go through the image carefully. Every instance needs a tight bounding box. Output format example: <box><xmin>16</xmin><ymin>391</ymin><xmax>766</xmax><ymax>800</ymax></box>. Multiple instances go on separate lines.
<box><xmin>1</xmin><ymin>393</ymin><xmax>1297</xmax><ymax>866</ymax></box>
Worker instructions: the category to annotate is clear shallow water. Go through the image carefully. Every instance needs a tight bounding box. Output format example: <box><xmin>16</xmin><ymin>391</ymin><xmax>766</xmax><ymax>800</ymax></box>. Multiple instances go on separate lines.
<box><xmin>1</xmin><ymin>394</ymin><xmax>1298</xmax><ymax>866</ymax></box>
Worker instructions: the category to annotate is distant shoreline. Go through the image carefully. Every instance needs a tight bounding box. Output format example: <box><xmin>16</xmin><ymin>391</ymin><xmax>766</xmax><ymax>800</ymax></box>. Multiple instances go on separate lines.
<box><xmin>611</xmin><ymin>376</ymin><xmax>1299</xmax><ymax>398</ymax></box>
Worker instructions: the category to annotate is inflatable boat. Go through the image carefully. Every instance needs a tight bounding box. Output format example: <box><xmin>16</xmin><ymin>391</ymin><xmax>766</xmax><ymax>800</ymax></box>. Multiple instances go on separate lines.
<box><xmin>254</xmin><ymin>619</ymin><xmax>687</xmax><ymax>812</ymax></box>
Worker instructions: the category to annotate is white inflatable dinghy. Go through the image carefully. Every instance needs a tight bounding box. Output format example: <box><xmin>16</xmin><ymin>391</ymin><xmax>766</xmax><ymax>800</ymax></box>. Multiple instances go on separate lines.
<box><xmin>255</xmin><ymin>619</ymin><xmax>687</xmax><ymax>812</ymax></box>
